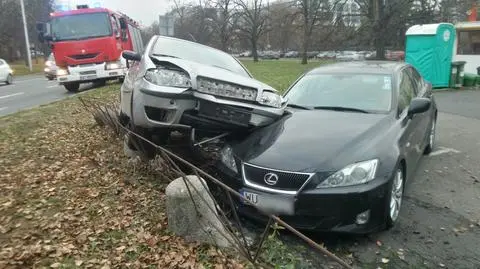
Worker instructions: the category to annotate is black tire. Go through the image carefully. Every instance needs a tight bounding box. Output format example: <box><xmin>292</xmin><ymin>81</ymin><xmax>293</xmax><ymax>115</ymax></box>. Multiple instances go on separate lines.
<box><xmin>64</xmin><ymin>82</ymin><xmax>80</xmax><ymax>92</ymax></box>
<box><xmin>6</xmin><ymin>74</ymin><xmax>13</xmax><ymax>85</ymax></box>
<box><xmin>125</xmin><ymin>126</ymin><xmax>157</xmax><ymax>160</ymax></box>
<box><xmin>119</xmin><ymin>77</ymin><xmax>125</xmax><ymax>83</ymax></box>
<box><xmin>424</xmin><ymin>117</ymin><xmax>436</xmax><ymax>155</ymax></box>
<box><xmin>385</xmin><ymin>166</ymin><xmax>405</xmax><ymax>229</ymax></box>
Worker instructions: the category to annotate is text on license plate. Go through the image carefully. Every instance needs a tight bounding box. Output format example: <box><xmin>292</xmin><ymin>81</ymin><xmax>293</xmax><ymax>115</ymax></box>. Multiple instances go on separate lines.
<box><xmin>241</xmin><ymin>190</ymin><xmax>294</xmax><ymax>215</ymax></box>
<box><xmin>243</xmin><ymin>191</ymin><xmax>258</xmax><ymax>205</ymax></box>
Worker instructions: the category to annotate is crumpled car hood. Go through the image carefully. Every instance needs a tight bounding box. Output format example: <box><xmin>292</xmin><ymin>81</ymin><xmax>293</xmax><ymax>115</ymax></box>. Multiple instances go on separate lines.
<box><xmin>150</xmin><ymin>56</ymin><xmax>278</xmax><ymax>93</ymax></box>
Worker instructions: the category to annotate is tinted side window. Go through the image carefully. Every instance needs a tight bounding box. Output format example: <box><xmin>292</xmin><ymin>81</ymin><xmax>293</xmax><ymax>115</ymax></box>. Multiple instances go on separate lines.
<box><xmin>408</xmin><ymin>67</ymin><xmax>424</xmax><ymax>95</ymax></box>
<box><xmin>398</xmin><ymin>70</ymin><xmax>416</xmax><ymax>114</ymax></box>
<box><xmin>0</xmin><ymin>61</ymin><xmax>4</xmax><ymax>66</ymax></box>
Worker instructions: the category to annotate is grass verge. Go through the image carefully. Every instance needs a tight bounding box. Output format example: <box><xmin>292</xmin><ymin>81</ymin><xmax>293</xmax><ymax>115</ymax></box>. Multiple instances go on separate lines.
<box><xmin>242</xmin><ymin>59</ymin><xmax>332</xmax><ymax>92</ymax></box>
<box><xmin>9</xmin><ymin>57</ymin><xmax>45</xmax><ymax>76</ymax></box>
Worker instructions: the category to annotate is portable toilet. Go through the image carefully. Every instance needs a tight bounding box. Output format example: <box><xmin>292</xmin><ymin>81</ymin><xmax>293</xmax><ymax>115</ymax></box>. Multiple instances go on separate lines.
<box><xmin>405</xmin><ymin>23</ymin><xmax>455</xmax><ymax>88</ymax></box>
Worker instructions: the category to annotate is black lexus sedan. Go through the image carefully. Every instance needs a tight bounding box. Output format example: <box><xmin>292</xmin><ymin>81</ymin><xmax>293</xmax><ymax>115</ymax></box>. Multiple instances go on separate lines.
<box><xmin>217</xmin><ymin>61</ymin><xmax>438</xmax><ymax>234</ymax></box>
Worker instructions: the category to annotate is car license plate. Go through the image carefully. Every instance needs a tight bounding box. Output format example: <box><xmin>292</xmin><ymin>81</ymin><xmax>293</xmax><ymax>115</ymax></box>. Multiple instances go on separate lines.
<box><xmin>80</xmin><ymin>75</ymin><xmax>97</xmax><ymax>80</ymax></box>
<box><xmin>241</xmin><ymin>190</ymin><xmax>294</xmax><ymax>216</ymax></box>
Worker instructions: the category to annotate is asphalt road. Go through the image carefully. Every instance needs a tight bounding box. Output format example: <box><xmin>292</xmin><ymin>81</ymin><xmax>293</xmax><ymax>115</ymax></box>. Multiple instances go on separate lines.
<box><xmin>0</xmin><ymin>75</ymin><xmax>99</xmax><ymax>117</ymax></box>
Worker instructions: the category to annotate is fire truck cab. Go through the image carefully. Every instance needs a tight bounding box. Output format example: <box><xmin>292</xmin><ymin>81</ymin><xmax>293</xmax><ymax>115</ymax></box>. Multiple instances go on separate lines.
<box><xmin>37</xmin><ymin>5</ymin><xmax>144</xmax><ymax>92</ymax></box>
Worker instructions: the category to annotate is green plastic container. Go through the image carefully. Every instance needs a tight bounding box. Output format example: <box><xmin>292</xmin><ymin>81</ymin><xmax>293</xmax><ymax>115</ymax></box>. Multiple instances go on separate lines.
<box><xmin>463</xmin><ymin>73</ymin><xmax>477</xmax><ymax>86</ymax></box>
<box><xmin>450</xmin><ymin>61</ymin><xmax>466</xmax><ymax>88</ymax></box>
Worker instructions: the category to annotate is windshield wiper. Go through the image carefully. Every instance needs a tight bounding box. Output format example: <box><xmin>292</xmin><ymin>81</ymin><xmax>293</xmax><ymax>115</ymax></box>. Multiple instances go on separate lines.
<box><xmin>287</xmin><ymin>104</ymin><xmax>312</xmax><ymax>110</ymax></box>
<box><xmin>152</xmin><ymin>54</ymin><xmax>179</xmax><ymax>59</ymax></box>
<box><xmin>312</xmin><ymin>106</ymin><xmax>369</xmax><ymax>113</ymax></box>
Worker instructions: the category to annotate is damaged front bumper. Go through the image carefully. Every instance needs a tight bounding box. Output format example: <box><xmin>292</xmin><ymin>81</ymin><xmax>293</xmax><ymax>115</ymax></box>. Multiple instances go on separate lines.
<box><xmin>122</xmin><ymin>78</ymin><xmax>285</xmax><ymax>131</ymax></box>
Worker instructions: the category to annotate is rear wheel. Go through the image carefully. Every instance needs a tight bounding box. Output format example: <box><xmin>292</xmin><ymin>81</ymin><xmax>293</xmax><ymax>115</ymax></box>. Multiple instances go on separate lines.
<box><xmin>6</xmin><ymin>74</ymin><xmax>13</xmax><ymax>85</ymax></box>
<box><xmin>64</xmin><ymin>82</ymin><xmax>80</xmax><ymax>92</ymax></box>
<box><xmin>385</xmin><ymin>167</ymin><xmax>405</xmax><ymax>229</ymax></box>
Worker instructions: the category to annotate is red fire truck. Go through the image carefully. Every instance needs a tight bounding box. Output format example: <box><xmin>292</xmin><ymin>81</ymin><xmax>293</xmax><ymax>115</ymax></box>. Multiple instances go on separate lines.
<box><xmin>37</xmin><ymin>5</ymin><xmax>144</xmax><ymax>92</ymax></box>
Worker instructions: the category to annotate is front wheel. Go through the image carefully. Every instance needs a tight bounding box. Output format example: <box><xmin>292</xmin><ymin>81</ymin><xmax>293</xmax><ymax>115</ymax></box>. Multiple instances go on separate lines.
<box><xmin>64</xmin><ymin>82</ymin><xmax>80</xmax><ymax>92</ymax></box>
<box><xmin>6</xmin><ymin>74</ymin><xmax>13</xmax><ymax>85</ymax></box>
<box><xmin>385</xmin><ymin>167</ymin><xmax>405</xmax><ymax>229</ymax></box>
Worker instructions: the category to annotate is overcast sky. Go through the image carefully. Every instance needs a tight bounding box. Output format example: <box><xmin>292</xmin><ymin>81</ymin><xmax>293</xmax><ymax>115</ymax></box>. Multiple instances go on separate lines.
<box><xmin>55</xmin><ymin>0</ymin><xmax>172</xmax><ymax>26</ymax></box>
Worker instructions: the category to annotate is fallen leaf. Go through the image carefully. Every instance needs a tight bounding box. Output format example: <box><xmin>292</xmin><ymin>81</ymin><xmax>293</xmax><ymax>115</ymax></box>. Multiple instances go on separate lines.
<box><xmin>381</xmin><ymin>258</ymin><xmax>390</xmax><ymax>264</ymax></box>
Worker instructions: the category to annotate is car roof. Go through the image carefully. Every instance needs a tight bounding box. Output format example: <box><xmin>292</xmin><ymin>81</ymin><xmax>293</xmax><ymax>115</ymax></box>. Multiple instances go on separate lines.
<box><xmin>308</xmin><ymin>61</ymin><xmax>407</xmax><ymax>75</ymax></box>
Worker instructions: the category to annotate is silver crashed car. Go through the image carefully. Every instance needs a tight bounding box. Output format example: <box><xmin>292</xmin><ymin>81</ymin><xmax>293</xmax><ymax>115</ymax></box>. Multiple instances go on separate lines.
<box><xmin>119</xmin><ymin>36</ymin><xmax>286</xmax><ymax>148</ymax></box>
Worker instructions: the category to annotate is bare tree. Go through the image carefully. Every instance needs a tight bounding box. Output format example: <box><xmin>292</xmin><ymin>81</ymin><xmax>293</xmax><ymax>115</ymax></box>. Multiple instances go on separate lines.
<box><xmin>354</xmin><ymin>0</ymin><xmax>413</xmax><ymax>59</ymax></box>
<box><xmin>206</xmin><ymin>0</ymin><xmax>237</xmax><ymax>52</ymax></box>
<box><xmin>296</xmin><ymin>0</ymin><xmax>341</xmax><ymax>64</ymax></box>
<box><xmin>235</xmin><ymin>0</ymin><xmax>269</xmax><ymax>62</ymax></box>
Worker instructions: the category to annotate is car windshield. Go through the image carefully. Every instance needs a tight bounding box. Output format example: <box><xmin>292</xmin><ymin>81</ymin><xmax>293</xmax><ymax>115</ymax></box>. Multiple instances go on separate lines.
<box><xmin>151</xmin><ymin>37</ymin><xmax>251</xmax><ymax>77</ymax></box>
<box><xmin>284</xmin><ymin>73</ymin><xmax>393</xmax><ymax>113</ymax></box>
<box><xmin>51</xmin><ymin>12</ymin><xmax>111</xmax><ymax>41</ymax></box>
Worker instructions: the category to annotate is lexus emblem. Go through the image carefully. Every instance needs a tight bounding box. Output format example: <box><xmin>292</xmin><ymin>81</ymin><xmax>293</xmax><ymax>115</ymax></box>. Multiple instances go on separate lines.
<box><xmin>264</xmin><ymin>173</ymin><xmax>279</xmax><ymax>186</ymax></box>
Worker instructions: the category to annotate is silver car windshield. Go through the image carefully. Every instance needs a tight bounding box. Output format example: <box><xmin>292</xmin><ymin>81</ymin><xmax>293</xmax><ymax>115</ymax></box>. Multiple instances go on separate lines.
<box><xmin>284</xmin><ymin>73</ymin><xmax>393</xmax><ymax>113</ymax></box>
<box><xmin>151</xmin><ymin>37</ymin><xmax>251</xmax><ymax>78</ymax></box>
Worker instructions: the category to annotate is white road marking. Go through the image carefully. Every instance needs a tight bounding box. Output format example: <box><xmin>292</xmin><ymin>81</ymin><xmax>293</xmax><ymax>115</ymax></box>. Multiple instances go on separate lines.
<box><xmin>0</xmin><ymin>107</ymin><xmax>7</xmax><ymax>111</ymax></box>
<box><xmin>0</xmin><ymin>92</ymin><xmax>24</xmax><ymax>100</ymax></box>
<box><xmin>429</xmin><ymin>147</ymin><xmax>461</xmax><ymax>156</ymax></box>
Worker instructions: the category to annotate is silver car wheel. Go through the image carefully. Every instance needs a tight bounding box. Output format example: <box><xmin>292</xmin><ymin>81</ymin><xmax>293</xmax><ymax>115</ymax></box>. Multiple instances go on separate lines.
<box><xmin>6</xmin><ymin>74</ymin><xmax>12</xmax><ymax>84</ymax></box>
<box><xmin>389</xmin><ymin>169</ymin><xmax>404</xmax><ymax>222</ymax></box>
<box><xmin>429</xmin><ymin>120</ymin><xmax>436</xmax><ymax>149</ymax></box>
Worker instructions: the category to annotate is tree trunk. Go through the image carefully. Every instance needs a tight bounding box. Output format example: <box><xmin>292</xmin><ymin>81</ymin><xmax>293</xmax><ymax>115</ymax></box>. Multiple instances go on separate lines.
<box><xmin>374</xmin><ymin>35</ymin><xmax>386</xmax><ymax>60</ymax></box>
<box><xmin>252</xmin><ymin>37</ymin><xmax>259</xmax><ymax>62</ymax></box>
<box><xmin>301</xmin><ymin>27</ymin><xmax>309</xmax><ymax>65</ymax></box>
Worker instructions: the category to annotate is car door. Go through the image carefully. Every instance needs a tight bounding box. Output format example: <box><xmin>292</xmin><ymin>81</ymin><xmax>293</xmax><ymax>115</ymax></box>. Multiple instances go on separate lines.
<box><xmin>406</xmin><ymin>66</ymin><xmax>432</xmax><ymax>150</ymax></box>
<box><xmin>397</xmin><ymin>68</ymin><xmax>423</xmax><ymax>179</ymax></box>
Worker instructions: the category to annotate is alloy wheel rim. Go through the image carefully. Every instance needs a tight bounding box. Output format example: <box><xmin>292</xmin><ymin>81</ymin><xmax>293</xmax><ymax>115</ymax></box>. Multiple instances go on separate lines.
<box><xmin>389</xmin><ymin>169</ymin><xmax>404</xmax><ymax>222</ymax></box>
<box><xmin>429</xmin><ymin>120</ymin><xmax>436</xmax><ymax>148</ymax></box>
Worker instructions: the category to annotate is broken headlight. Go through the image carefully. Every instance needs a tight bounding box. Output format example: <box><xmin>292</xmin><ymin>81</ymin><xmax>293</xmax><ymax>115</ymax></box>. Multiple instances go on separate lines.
<box><xmin>144</xmin><ymin>68</ymin><xmax>191</xmax><ymax>88</ymax></box>
<box><xmin>220</xmin><ymin>145</ymin><xmax>238</xmax><ymax>173</ymax></box>
<box><xmin>317</xmin><ymin>159</ymin><xmax>378</xmax><ymax>188</ymax></box>
<box><xmin>259</xmin><ymin>91</ymin><xmax>283</xmax><ymax>108</ymax></box>
<box><xmin>197</xmin><ymin>77</ymin><xmax>257</xmax><ymax>101</ymax></box>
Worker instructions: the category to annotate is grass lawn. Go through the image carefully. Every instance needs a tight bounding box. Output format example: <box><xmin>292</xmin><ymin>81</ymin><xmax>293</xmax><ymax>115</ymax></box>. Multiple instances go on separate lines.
<box><xmin>241</xmin><ymin>59</ymin><xmax>331</xmax><ymax>93</ymax></box>
<box><xmin>0</xmin><ymin>60</ymin><xmax>332</xmax><ymax>268</ymax></box>
<box><xmin>9</xmin><ymin>57</ymin><xmax>45</xmax><ymax>76</ymax></box>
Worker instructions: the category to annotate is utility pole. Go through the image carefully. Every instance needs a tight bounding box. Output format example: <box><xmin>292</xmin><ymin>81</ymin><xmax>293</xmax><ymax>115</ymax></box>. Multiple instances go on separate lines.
<box><xmin>20</xmin><ymin>0</ymin><xmax>33</xmax><ymax>72</ymax></box>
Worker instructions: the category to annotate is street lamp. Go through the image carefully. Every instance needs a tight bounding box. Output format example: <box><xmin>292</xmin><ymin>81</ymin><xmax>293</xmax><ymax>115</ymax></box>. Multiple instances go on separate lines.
<box><xmin>20</xmin><ymin>0</ymin><xmax>33</xmax><ymax>72</ymax></box>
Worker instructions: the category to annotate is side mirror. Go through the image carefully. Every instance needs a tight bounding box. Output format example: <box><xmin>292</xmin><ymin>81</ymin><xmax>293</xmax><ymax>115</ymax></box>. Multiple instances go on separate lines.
<box><xmin>122</xmin><ymin>50</ymin><xmax>141</xmax><ymax>62</ymax></box>
<box><xmin>408</xmin><ymin>97</ymin><xmax>431</xmax><ymax>117</ymax></box>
